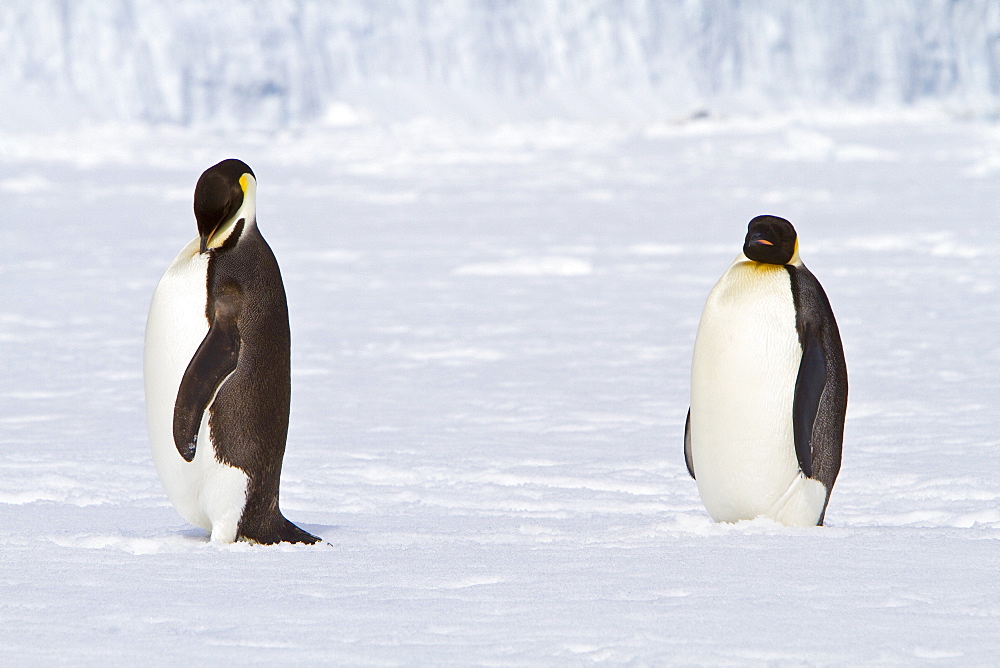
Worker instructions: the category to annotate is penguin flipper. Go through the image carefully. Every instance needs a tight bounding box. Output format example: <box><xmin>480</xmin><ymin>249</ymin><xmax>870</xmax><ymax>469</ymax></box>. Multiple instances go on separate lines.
<box><xmin>792</xmin><ymin>327</ymin><xmax>826</xmax><ymax>478</ymax></box>
<box><xmin>684</xmin><ymin>408</ymin><xmax>696</xmax><ymax>479</ymax></box>
<box><xmin>173</xmin><ymin>291</ymin><xmax>242</xmax><ymax>462</ymax></box>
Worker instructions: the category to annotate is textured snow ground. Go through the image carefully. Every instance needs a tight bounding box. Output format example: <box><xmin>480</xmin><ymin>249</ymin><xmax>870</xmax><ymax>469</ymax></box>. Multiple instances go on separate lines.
<box><xmin>1</xmin><ymin>116</ymin><xmax>998</xmax><ymax>664</ymax></box>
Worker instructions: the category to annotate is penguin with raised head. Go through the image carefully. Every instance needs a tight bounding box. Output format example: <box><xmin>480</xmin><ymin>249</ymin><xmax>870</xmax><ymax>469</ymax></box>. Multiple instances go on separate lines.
<box><xmin>685</xmin><ymin>215</ymin><xmax>847</xmax><ymax>527</ymax></box>
<box><xmin>144</xmin><ymin>158</ymin><xmax>319</xmax><ymax>544</ymax></box>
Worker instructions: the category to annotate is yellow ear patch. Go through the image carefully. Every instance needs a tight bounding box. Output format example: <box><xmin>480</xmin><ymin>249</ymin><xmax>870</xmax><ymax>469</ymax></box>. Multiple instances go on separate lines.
<box><xmin>239</xmin><ymin>174</ymin><xmax>249</xmax><ymax>194</ymax></box>
<box><xmin>789</xmin><ymin>238</ymin><xmax>802</xmax><ymax>266</ymax></box>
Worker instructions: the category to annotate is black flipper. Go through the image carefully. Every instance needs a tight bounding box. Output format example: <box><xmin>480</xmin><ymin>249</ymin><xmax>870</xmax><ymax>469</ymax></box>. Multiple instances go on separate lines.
<box><xmin>792</xmin><ymin>322</ymin><xmax>827</xmax><ymax>479</ymax></box>
<box><xmin>172</xmin><ymin>290</ymin><xmax>242</xmax><ymax>462</ymax></box>
<box><xmin>684</xmin><ymin>408</ymin><xmax>696</xmax><ymax>479</ymax></box>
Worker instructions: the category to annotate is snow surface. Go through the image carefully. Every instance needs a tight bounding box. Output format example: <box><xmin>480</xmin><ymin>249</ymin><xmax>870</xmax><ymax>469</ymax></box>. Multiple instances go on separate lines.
<box><xmin>2</xmin><ymin>0</ymin><xmax>1000</xmax><ymax>664</ymax></box>
<box><xmin>2</xmin><ymin>113</ymin><xmax>998</xmax><ymax>664</ymax></box>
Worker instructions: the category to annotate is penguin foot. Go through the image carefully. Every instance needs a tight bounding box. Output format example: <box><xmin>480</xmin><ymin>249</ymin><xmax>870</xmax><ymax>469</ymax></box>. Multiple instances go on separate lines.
<box><xmin>239</xmin><ymin>514</ymin><xmax>321</xmax><ymax>545</ymax></box>
<box><xmin>276</xmin><ymin>519</ymin><xmax>321</xmax><ymax>545</ymax></box>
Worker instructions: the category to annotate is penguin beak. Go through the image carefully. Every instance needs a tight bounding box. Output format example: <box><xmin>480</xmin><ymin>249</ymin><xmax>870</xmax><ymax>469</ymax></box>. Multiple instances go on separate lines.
<box><xmin>199</xmin><ymin>220</ymin><xmax>225</xmax><ymax>254</ymax></box>
<box><xmin>754</xmin><ymin>239</ymin><xmax>774</xmax><ymax>246</ymax></box>
<box><xmin>199</xmin><ymin>226</ymin><xmax>223</xmax><ymax>254</ymax></box>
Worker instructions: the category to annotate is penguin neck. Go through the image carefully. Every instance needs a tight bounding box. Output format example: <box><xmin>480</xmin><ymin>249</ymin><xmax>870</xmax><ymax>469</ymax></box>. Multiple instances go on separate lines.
<box><xmin>206</xmin><ymin>213</ymin><xmax>256</xmax><ymax>252</ymax></box>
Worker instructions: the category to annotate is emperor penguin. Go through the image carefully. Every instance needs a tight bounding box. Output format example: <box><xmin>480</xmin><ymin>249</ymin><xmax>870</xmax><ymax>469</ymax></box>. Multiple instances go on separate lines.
<box><xmin>144</xmin><ymin>158</ymin><xmax>319</xmax><ymax>544</ymax></box>
<box><xmin>685</xmin><ymin>215</ymin><xmax>847</xmax><ymax>527</ymax></box>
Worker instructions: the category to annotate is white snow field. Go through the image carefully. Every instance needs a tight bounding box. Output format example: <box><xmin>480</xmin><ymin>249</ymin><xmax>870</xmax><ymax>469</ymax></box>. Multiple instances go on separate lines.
<box><xmin>2</xmin><ymin>114</ymin><xmax>997</xmax><ymax>666</ymax></box>
<box><xmin>2</xmin><ymin>0</ymin><xmax>1000</xmax><ymax>665</ymax></box>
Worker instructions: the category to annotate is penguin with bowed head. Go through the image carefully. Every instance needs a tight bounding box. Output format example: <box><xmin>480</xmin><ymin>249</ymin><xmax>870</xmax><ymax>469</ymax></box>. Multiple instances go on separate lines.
<box><xmin>685</xmin><ymin>215</ymin><xmax>847</xmax><ymax>526</ymax></box>
<box><xmin>144</xmin><ymin>158</ymin><xmax>319</xmax><ymax>544</ymax></box>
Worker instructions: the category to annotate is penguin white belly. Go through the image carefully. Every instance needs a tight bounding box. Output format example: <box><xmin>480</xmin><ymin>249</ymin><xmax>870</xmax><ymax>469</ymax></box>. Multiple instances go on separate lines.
<box><xmin>143</xmin><ymin>238</ymin><xmax>248</xmax><ymax>541</ymax></box>
<box><xmin>690</xmin><ymin>260</ymin><xmax>827</xmax><ymax>527</ymax></box>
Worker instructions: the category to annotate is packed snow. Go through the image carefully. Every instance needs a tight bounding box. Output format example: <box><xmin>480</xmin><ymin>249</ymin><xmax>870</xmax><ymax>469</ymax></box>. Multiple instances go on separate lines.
<box><xmin>1</xmin><ymin>0</ymin><xmax>999</xmax><ymax>664</ymax></box>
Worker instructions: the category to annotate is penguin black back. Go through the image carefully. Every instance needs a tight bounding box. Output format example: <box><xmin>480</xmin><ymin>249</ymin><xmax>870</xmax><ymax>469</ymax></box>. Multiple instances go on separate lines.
<box><xmin>207</xmin><ymin>223</ymin><xmax>317</xmax><ymax>543</ymax></box>
<box><xmin>785</xmin><ymin>260</ymin><xmax>848</xmax><ymax>522</ymax></box>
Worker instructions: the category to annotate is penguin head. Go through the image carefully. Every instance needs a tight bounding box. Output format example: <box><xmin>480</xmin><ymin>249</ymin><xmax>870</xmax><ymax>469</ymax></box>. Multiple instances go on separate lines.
<box><xmin>743</xmin><ymin>215</ymin><xmax>799</xmax><ymax>265</ymax></box>
<box><xmin>193</xmin><ymin>159</ymin><xmax>257</xmax><ymax>254</ymax></box>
